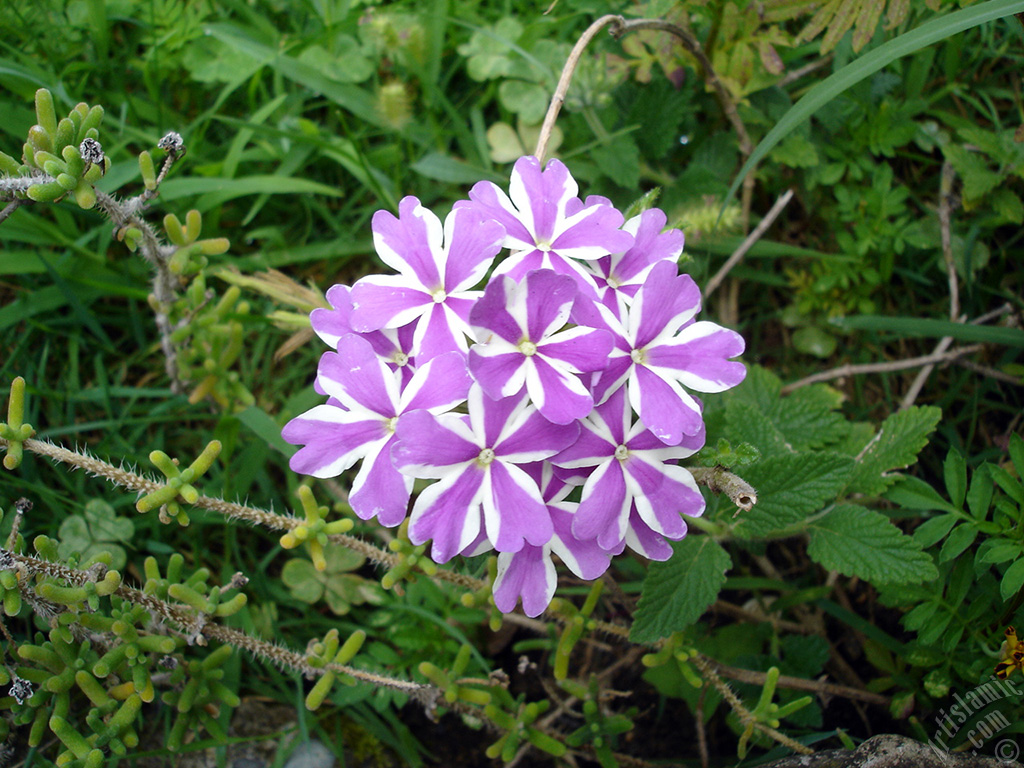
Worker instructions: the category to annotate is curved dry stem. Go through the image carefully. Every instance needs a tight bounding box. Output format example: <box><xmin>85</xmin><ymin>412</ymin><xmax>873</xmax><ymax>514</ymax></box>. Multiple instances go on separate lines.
<box><xmin>535</xmin><ymin>14</ymin><xmax>626</xmax><ymax>163</ymax></box>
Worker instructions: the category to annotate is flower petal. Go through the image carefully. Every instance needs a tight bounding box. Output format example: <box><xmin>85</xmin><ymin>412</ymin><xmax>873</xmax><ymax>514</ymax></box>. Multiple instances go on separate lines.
<box><xmin>495</xmin><ymin>406</ymin><xmax>580</xmax><ymax>461</ymax></box>
<box><xmin>573</xmin><ymin>461</ymin><xmax>629</xmax><ymax>550</ymax></box>
<box><xmin>349</xmin><ymin>435</ymin><xmax>414</xmax><ymax>527</ymax></box>
<box><xmin>393</xmin><ymin>411</ymin><xmax>479</xmax><ymax>476</ymax></box>
<box><xmin>469</xmin><ymin>344</ymin><xmax>527</xmax><ymax>400</ymax></box>
<box><xmin>493</xmin><ymin>546</ymin><xmax>557</xmax><ymax>617</ymax></box>
<box><xmin>629</xmin><ymin>364</ymin><xmax>704</xmax><ymax>444</ymax></box>
<box><xmin>470</xmin><ymin>274</ymin><xmax>523</xmax><ymax>344</ymax></box>
<box><xmin>442</xmin><ymin>206</ymin><xmax>505</xmax><ymax>290</ymax></box>
<box><xmin>537</xmin><ymin>326</ymin><xmax>613</xmax><ymax>373</ymax></box>
<box><xmin>630</xmin><ymin>262</ymin><xmax>702</xmax><ymax>348</ymax></box>
<box><xmin>647</xmin><ymin>322</ymin><xmax>747</xmax><ymax>392</ymax></box>
<box><xmin>350</xmin><ymin>274</ymin><xmax>430</xmax><ymax>332</ymax></box>
<box><xmin>400</xmin><ymin>351</ymin><xmax>472</xmax><ymax>413</ymax></box>
<box><xmin>485</xmin><ymin>461</ymin><xmax>552</xmax><ymax>552</ymax></box>
<box><xmin>372</xmin><ymin>196</ymin><xmax>444</xmax><ymax>288</ymax></box>
<box><xmin>283</xmin><ymin>405</ymin><xmax>384</xmax><ymax>478</ymax></box>
<box><xmin>550</xmin><ymin>505</ymin><xmax>612</xmax><ymax>579</ymax></box>
<box><xmin>525</xmin><ymin>356</ymin><xmax>593</xmax><ymax>424</ymax></box>
<box><xmin>408</xmin><ymin>468</ymin><xmax>485</xmax><ymax>563</ymax></box>
<box><xmin>319</xmin><ymin>337</ymin><xmax>398</xmax><ymax>416</ymax></box>
<box><xmin>522</xmin><ymin>269</ymin><xmax>576</xmax><ymax>340</ymax></box>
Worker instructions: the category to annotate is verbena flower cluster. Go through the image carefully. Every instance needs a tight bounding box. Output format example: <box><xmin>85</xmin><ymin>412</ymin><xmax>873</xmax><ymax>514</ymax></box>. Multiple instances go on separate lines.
<box><xmin>284</xmin><ymin>156</ymin><xmax>746</xmax><ymax>617</ymax></box>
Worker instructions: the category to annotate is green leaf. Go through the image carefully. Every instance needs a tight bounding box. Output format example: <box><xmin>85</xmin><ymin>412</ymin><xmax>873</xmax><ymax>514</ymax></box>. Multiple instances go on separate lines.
<box><xmin>938</xmin><ymin>524</ymin><xmax>979</xmax><ymax>562</ymax></box>
<box><xmin>410</xmin><ymin>153</ymin><xmax>506</xmax><ymax>185</ymax></box>
<box><xmin>966</xmin><ymin>463</ymin><xmax>994</xmax><ymax>520</ymax></box>
<box><xmin>722</xmin><ymin>0</ymin><xmax>1024</xmax><ymax>215</ymax></box>
<box><xmin>630</xmin><ymin>537</ymin><xmax>731</xmax><ymax>643</ymax></box>
<box><xmin>725</xmin><ymin>401</ymin><xmax>791</xmax><ymax>456</ymax></box>
<box><xmin>592</xmin><ymin>138</ymin><xmax>641</xmax><ymax>189</ymax></box>
<box><xmin>807</xmin><ymin>505</ymin><xmax>938</xmax><ymax>585</ymax></box>
<box><xmin>281</xmin><ymin>559</ymin><xmax>324</xmax><ymax>603</ymax></box>
<box><xmin>912</xmin><ymin>514</ymin><xmax>959</xmax><ymax>549</ymax></box>
<box><xmin>236</xmin><ymin>406</ymin><xmax>295</xmax><ymax>457</ymax></box>
<box><xmin>991</xmin><ymin>465</ymin><xmax>1024</xmax><ymax>506</ymax></box>
<box><xmin>768</xmin><ymin>385</ymin><xmax>849</xmax><ymax>450</ymax></box>
<box><xmin>829</xmin><ymin>315</ymin><xmax>1024</xmax><ymax>347</ymax></box>
<box><xmin>979</xmin><ymin>542</ymin><xmax>1022</xmax><ymax>564</ymax></box>
<box><xmin>886</xmin><ymin>475</ymin><xmax>958</xmax><ymax>513</ymax></box>
<box><xmin>1011</xmin><ymin>434</ymin><xmax>1024</xmax><ymax>477</ymax></box>
<box><xmin>84</xmin><ymin>499</ymin><xmax>134</xmax><ymax>543</ymax></box>
<box><xmin>847</xmin><ymin>406</ymin><xmax>941</xmax><ymax>495</ymax></box>
<box><xmin>734</xmin><ymin>452</ymin><xmax>856</xmax><ymax>538</ymax></box>
<box><xmin>943</xmin><ymin>450</ymin><xmax>968</xmax><ymax>509</ymax></box>
<box><xmin>726</xmin><ymin>365</ymin><xmax>781</xmax><ymax>413</ymax></box>
<box><xmin>1002</xmin><ymin>559</ymin><xmax>1024</xmax><ymax>602</ymax></box>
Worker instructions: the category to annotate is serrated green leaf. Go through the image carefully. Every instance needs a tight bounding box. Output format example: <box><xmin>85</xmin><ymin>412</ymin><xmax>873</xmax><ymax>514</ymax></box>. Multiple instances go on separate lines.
<box><xmin>913</xmin><ymin>514</ymin><xmax>958</xmax><ymax>548</ymax></box>
<box><xmin>1001</xmin><ymin>558</ymin><xmax>1024</xmax><ymax>602</ymax></box>
<box><xmin>943</xmin><ymin>144</ymin><xmax>1003</xmax><ymax>203</ymax></box>
<box><xmin>847</xmin><ymin>406</ymin><xmax>941</xmax><ymax>495</ymax></box>
<box><xmin>725</xmin><ymin>401</ymin><xmax>792</xmax><ymax>455</ymax></box>
<box><xmin>592</xmin><ymin>138</ymin><xmax>641</xmax><ymax>189</ymax></box>
<box><xmin>939</xmin><ymin>524</ymin><xmax>978</xmax><ymax>562</ymax></box>
<box><xmin>734</xmin><ymin>452</ymin><xmax>856</xmax><ymax>538</ymax></box>
<box><xmin>918</xmin><ymin>612</ymin><xmax>953</xmax><ymax>646</ymax></box>
<box><xmin>767</xmin><ymin>385</ymin><xmax>849</xmax><ymax>450</ymax></box>
<box><xmin>807</xmin><ymin>505</ymin><xmax>938</xmax><ymax>585</ymax></box>
<box><xmin>630</xmin><ymin>537</ymin><xmax>731</xmax><ymax>643</ymax></box>
<box><xmin>724</xmin><ymin>365</ymin><xmax>781</xmax><ymax>413</ymax></box>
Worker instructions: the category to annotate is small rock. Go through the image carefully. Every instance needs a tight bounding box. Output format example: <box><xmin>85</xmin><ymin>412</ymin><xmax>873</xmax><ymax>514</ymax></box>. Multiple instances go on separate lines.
<box><xmin>284</xmin><ymin>740</ymin><xmax>335</xmax><ymax>768</ymax></box>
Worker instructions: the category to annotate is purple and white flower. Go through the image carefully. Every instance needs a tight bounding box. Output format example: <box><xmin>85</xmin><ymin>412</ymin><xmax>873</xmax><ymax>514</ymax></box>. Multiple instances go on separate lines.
<box><xmin>285</xmin><ymin>154</ymin><xmax>751</xmax><ymax>617</ymax></box>
<box><xmin>469</xmin><ymin>269</ymin><xmax>612</xmax><ymax>424</ymax></box>
<box><xmin>282</xmin><ymin>334</ymin><xmax>471</xmax><ymax>527</ymax></box>
<box><xmin>573</xmin><ymin>260</ymin><xmax>747</xmax><ymax>445</ymax></box>
<box><xmin>492</xmin><ymin>463</ymin><xmax>613</xmax><ymax>616</ymax></box>
<box><xmin>392</xmin><ymin>385</ymin><xmax>579</xmax><ymax>562</ymax></box>
<box><xmin>552</xmin><ymin>387</ymin><xmax>706</xmax><ymax>552</ymax></box>
<box><xmin>463</xmin><ymin>157</ymin><xmax>634</xmax><ymax>296</ymax></box>
<box><xmin>585</xmin><ymin>208</ymin><xmax>684</xmax><ymax>314</ymax></box>
<box><xmin>349</xmin><ymin>197</ymin><xmax>505</xmax><ymax>362</ymax></box>
<box><xmin>312</xmin><ymin>284</ymin><xmax>417</xmax><ymax>385</ymax></box>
